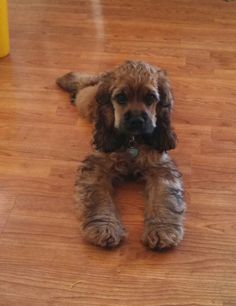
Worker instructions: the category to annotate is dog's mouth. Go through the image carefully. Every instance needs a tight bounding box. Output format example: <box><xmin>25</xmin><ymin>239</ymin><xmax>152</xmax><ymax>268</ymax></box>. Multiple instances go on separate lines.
<box><xmin>118</xmin><ymin>111</ymin><xmax>156</xmax><ymax>136</ymax></box>
<box><xmin>121</xmin><ymin>121</ymin><xmax>155</xmax><ymax>136</ymax></box>
<box><xmin>126</xmin><ymin>127</ymin><xmax>153</xmax><ymax>136</ymax></box>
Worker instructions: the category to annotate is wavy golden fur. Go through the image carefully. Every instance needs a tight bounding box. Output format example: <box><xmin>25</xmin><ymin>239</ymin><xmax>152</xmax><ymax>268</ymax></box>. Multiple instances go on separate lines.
<box><xmin>57</xmin><ymin>61</ymin><xmax>185</xmax><ymax>249</ymax></box>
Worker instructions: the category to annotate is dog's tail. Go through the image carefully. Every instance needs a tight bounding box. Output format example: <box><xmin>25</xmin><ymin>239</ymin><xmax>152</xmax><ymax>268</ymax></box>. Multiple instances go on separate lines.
<box><xmin>56</xmin><ymin>72</ymin><xmax>102</xmax><ymax>101</ymax></box>
<box><xmin>56</xmin><ymin>72</ymin><xmax>103</xmax><ymax>104</ymax></box>
<box><xmin>56</xmin><ymin>72</ymin><xmax>103</xmax><ymax>121</ymax></box>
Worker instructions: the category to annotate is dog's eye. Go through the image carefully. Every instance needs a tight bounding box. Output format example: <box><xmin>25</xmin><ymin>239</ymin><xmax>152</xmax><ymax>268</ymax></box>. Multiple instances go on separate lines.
<box><xmin>145</xmin><ymin>93</ymin><xmax>158</xmax><ymax>106</ymax></box>
<box><xmin>115</xmin><ymin>93</ymin><xmax>128</xmax><ymax>105</ymax></box>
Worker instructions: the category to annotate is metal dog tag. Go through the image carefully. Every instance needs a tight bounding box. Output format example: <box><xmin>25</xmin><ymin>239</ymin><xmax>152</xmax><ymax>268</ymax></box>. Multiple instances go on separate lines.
<box><xmin>127</xmin><ymin>136</ymin><xmax>139</xmax><ymax>158</ymax></box>
<box><xmin>128</xmin><ymin>147</ymin><xmax>139</xmax><ymax>158</ymax></box>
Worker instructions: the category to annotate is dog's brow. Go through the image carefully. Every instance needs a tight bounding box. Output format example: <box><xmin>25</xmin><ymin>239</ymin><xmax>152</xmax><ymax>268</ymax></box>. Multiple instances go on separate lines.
<box><xmin>145</xmin><ymin>87</ymin><xmax>160</xmax><ymax>101</ymax></box>
<box><xmin>112</xmin><ymin>87</ymin><xmax>129</xmax><ymax>97</ymax></box>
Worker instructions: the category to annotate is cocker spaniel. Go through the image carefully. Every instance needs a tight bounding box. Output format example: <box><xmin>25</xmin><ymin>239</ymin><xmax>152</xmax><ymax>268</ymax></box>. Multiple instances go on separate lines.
<box><xmin>57</xmin><ymin>61</ymin><xmax>185</xmax><ymax>250</ymax></box>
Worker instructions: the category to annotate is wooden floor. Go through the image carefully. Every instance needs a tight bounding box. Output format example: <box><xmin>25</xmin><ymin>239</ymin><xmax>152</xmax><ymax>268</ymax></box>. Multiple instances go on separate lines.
<box><xmin>0</xmin><ymin>0</ymin><xmax>236</xmax><ymax>305</ymax></box>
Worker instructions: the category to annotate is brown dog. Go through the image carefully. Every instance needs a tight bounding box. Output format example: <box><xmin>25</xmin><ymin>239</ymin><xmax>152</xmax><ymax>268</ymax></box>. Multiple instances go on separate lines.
<box><xmin>57</xmin><ymin>61</ymin><xmax>185</xmax><ymax>250</ymax></box>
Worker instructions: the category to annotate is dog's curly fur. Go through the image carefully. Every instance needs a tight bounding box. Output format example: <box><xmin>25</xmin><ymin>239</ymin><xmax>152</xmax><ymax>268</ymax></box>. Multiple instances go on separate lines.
<box><xmin>57</xmin><ymin>61</ymin><xmax>186</xmax><ymax>250</ymax></box>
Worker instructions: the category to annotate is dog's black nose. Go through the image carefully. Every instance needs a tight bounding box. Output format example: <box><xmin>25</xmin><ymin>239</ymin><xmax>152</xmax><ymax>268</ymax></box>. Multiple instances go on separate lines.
<box><xmin>124</xmin><ymin>111</ymin><xmax>148</xmax><ymax>132</ymax></box>
<box><xmin>128</xmin><ymin>117</ymin><xmax>145</xmax><ymax>130</ymax></box>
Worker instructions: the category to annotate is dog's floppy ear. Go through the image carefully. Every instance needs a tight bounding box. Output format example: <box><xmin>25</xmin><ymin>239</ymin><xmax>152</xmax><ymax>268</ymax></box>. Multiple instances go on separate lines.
<box><xmin>95</xmin><ymin>76</ymin><xmax>112</xmax><ymax>106</ymax></box>
<box><xmin>147</xmin><ymin>69</ymin><xmax>177</xmax><ymax>152</ymax></box>
<box><xmin>93</xmin><ymin>76</ymin><xmax>126</xmax><ymax>152</ymax></box>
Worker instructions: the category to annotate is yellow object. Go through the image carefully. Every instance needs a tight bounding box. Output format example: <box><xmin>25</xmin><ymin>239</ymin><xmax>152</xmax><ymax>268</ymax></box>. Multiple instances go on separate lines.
<box><xmin>0</xmin><ymin>0</ymin><xmax>10</xmax><ymax>57</ymax></box>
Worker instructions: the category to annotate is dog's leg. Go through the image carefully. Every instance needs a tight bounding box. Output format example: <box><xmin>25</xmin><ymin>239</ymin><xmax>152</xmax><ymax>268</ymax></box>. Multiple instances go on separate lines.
<box><xmin>56</xmin><ymin>72</ymin><xmax>103</xmax><ymax>121</ymax></box>
<box><xmin>73</xmin><ymin>84</ymin><xmax>99</xmax><ymax>121</ymax></box>
<box><xmin>142</xmin><ymin>154</ymin><xmax>185</xmax><ymax>250</ymax></box>
<box><xmin>75</xmin><ymin>154</ymin><xmax>126</xmax><ymax>248</ymax></box>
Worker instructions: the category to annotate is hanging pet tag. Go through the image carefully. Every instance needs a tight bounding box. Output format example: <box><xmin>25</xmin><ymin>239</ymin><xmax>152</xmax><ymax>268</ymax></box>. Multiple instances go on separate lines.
<box><xmin>127</xmin><ymin>136</ymin><xmax>139</xmax><ymax>157</ymax></box>
<box><xmin>128</xmin><ymin>146</ymin><xmax>139</xmax><ymax>157</ymax></box>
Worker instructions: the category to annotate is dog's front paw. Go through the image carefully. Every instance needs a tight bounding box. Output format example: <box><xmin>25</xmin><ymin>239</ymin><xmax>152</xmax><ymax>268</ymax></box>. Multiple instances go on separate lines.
<box><xmin>83</xmin><ymin>218</ymin><xmax>126</xmax><ymax>248</ymax></box>
<box><xmin>142</xmin><ymin>221</ymin><xmax>184</xmax><ymax>250</ymax></box>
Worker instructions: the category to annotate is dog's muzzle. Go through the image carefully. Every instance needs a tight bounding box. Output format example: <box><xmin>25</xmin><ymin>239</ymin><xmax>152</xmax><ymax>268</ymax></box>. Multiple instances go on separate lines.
<box><xmin>123</xmin><ymin>111</ymin><xmax>153</xmax><ymax>135</ymax></box>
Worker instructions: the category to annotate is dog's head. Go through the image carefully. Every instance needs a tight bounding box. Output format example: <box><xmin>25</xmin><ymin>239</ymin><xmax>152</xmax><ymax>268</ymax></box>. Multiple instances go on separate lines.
<box><xmin>93</xmin><ymin>61</ymin><xmax>176</xmax><ymax>153</ymax></box>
